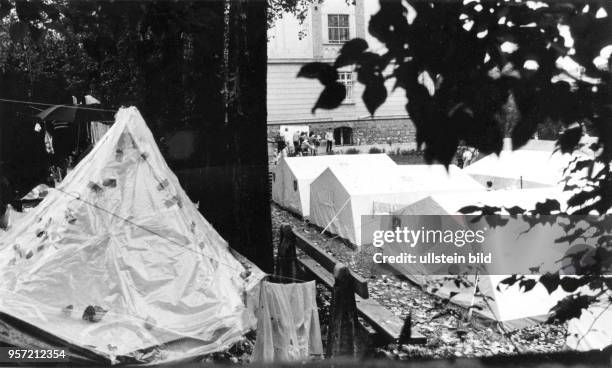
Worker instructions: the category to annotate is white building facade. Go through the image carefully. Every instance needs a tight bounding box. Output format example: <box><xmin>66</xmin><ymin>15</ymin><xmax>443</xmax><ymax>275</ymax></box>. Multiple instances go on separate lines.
<box><xmin>267</xmin><ymin>0</ymin><xmax>416</xmax><ymax>147</ymax></box>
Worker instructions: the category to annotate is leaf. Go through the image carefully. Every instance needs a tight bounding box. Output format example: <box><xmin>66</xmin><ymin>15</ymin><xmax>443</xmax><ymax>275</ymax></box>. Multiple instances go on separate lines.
<box><xmin>9</xmin><ymin>21</ymin><xmax>28</xmax><ymax>43</ymax></box>
<box><xmin>567</xmin><ymin>190</ymin><xmax>598</xmax><ymax>208</ymax></box>
<box><xmin>497</xmin><ymin>275</ymin><xmax>519</xmax><ymax>291</ymax></box>
<box><xmin>511</xmin><ymin>116</ymin><xmax>539</xmax><ymax>151</ymax></box>
<box><xmin>560</xmin><ymin>277</ymin><xmax>586</xmax><ymax>292</ymax></box>
<box><xmin>548</xmin><ymin>294</ymin><xmax>595</xmax><ymax>323</ymax></box>
<box><xmin>539</xmin><ymin>272</ymin><xmax>560</xmax><ymax>294</ymax></box>
<box><xmin>557</xmin><ymin>125</ymin><xmax>583</xmax><ymax>154</ymax></box>
<box><xmin>297</xmin><ymin>62</ymin><xmax>338</xmax><ymax>85</ymax></box>
<box><xmin>362</xmin><ymin>75</ymin><xmax>387</xmax><ymax>115</ymax></box>
<box><xmin>356</xmin><ymin>52</ymin><xmax>383</xmax><ymax>85</ymax></box>
<box><xmin>554</xmin><ymin>228</ymin><xmax>586</xmax><ymax>244</ymax></box>
<box><xmin>568</xmin><ymin>158</ymin><xmax>592</xmax><ymax>174</ymax></box>
<box><xmin>505</xmin><ymin>205</ymin><xmax>525</xmax><ymax>216</ymax></box>
<box><xmin>519</xmin><ymin>279</ymin><xmax>537</xmax><ymax>292</ymax></box>
<box><xmin>312</xmin><ymin>82</ymin><xmax>346</xmax><ymax>113</ymax></box>
<box><xmin>484</xmin><ymin>215</ymin><xmax>509</xmax><ymax>228</ymax></box>
<box><xmin>481</xmin><ymin>205</ymin><xmax>503</xmax><ymax>215</ymax></box>
<box><xmin>458</xmin><ymin>205</ymin><xmax>481</xmax><ymax>214</ymax></box>
<box><xmin>533</xmin><ymin>199</ymin><xmax>561</xmax><ymax>215</ymax></box>
<box><xmin>334</xmin><ymin>38</ymin><xmax>368</xmax><ymax>68</ymax></box>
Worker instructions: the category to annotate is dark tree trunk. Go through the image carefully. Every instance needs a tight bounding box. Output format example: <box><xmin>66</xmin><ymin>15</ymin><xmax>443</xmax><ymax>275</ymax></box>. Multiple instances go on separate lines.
<box><xmin>224</xmin><ymin>0</ymin><xmax>273</xmax><ymax>273</ymax></box>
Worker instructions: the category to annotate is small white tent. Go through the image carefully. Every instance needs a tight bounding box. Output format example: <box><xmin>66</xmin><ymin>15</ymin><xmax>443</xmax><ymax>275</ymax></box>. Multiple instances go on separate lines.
<box><xmin>0</xmin><ymin>107</ymin><xmax>265</xmax><ymax>364</ymax></box>
<box><xmin>381</xmin><ymin>188</ymin><xmax>582</xmax><ymax>330</ymax></box>
<box><xmin>464</xmin><ymin>139</ymin><xmax>570</xmax><ymax>189</ymax></box>
<box><xmin>271</xmin><ymin>154</ymin><xmax>396</xmax><ymax>217</ymax></box>
<box><xmin>309</xmin><ymin>164</ymin><xmax>484</xmax><ymax>247</ymax></box>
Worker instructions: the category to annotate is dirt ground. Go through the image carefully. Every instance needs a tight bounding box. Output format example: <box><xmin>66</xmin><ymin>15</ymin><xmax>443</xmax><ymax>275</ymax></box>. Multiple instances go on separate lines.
<box><xmin>270</xmin><ymin>204</ymin><xmax>568</xmax><ymax>360</ymax></box>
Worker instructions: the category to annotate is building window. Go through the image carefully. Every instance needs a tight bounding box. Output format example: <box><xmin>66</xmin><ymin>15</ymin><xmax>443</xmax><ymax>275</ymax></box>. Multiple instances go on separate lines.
<box><xmin>392</xmin><ymin>216</ymin><xmax>402</xmax><ymax>230</ymax></box>
<box><xmin>334</xmin><ymin>127</ymin><xmax>353</xmax><ymax>146</ymax></box>
<box><xmin>328</xmin><ymin>14</ymin><xmax>350</xmax><ymax>44</ymax></box>
<box><xmin>338</xmin><ymin>72</ymin><xmax>353</xmax><ymax>103</ymax></box>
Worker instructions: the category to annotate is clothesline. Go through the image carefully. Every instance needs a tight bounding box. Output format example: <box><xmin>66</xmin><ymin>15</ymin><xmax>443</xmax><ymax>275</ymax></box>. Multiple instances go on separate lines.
<box><xmin>49</xmin><ymin>186</ymin><xmax>310</xmax><ymax>284</ymax></box>
<box><xmin>0</xmin><ymin>97</ymin><xmax>117</xmax><ymax>112</ymax></box>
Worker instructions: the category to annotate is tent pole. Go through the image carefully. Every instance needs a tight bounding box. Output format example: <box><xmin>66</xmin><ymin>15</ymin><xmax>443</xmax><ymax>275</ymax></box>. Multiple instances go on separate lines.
<box><xmin>320</xmin><ymin>197</ymin><xmax>351</xmax><ymax>235</ymax></box>
<box><xmin>467</xmin><ymin>272</ymin><xmax>480</xmax><ymax>321</ymax></box>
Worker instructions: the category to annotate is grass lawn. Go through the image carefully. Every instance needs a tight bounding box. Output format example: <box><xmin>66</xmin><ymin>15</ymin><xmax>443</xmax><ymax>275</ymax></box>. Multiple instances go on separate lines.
<box><xmin>388</xmin><ymin>154</ymin><xmax>426</xmax><ymax>165</ymax></box>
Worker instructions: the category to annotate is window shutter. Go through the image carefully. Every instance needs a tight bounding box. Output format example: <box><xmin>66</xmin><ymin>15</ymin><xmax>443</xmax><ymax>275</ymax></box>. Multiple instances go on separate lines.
<box><xmin>322</xmin><ymin>13</ymin><xmax>329</xmax><ymax>43</ymax></box>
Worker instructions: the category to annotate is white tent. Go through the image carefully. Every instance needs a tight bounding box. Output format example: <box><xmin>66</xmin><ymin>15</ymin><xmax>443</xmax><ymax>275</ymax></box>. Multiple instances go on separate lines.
<box><xmin>271</xmin><ymin>154</ymin><xmax>396</xmax><ymax>217</ymax></box>
<box><xmin>309</xmin><ymin>164</ymin><xmax>484</xmax><ymax>247</ymax></box>
<box><xmin>464</xmin><ymin>139</ymin><xmax>571</xmax><ymax>189</ymax></box>
<box><xmin>380</xmin><ymin>188</ymin><xmax>588</xmax><ymax>330</ymax></box>
<box><xmin>567</xmin><ymin>304</ymin><xmax>612</xmax><ymax>351</ymax></box>
<box><xmin>0</xmin><ymin>107</ymin><xmax>265</xmax><ymax>364</ymax></box>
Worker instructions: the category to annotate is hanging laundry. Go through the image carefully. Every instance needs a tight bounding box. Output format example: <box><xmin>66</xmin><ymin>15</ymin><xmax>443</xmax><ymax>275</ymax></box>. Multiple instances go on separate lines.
<box><xmin>253</xmin><ymin>280</ymin><xmax>323</xmax><ymax>362</ymax></box>
<box><xmin>90</xmin><ymin>121</ymin><xmax>110</xmax><ymax>143</ymax></box>
<box><xmin>44</xmin><ymin>131</ymin><xmax>54</xmax><ymax>154</ymax></box>
<box><xmin>84</xmin><ymin>95</ymin><xmax>101</xmax><ymax>105</ymax></box>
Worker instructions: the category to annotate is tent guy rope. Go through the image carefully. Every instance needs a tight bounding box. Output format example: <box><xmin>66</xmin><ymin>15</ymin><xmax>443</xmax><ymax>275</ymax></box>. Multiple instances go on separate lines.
<box><xmin>50</xmin><ymin>186</ymin><xmax>308</xmax><ymax>284</ymax></box>
<box><xmin>0</xmin><ymin>98</ymin><xmax>117</xmax><ymax>112</ymax></box>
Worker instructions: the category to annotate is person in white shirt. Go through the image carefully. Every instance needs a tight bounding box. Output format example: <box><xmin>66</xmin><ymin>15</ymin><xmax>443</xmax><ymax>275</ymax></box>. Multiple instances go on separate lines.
<box><xmin>325</xmin><ymin>128</ymin><xmax>334</xmax><ymax>153</ymax></box>
<box><xmin>462</xmin><ymin>147</ymin><xmax>478</xmax><ymax>167</ymax></box>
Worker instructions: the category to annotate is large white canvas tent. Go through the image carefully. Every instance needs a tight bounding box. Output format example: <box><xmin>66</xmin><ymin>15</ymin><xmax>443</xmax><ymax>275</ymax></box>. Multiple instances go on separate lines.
<box><xmin>380</xmin><ymin>188</ymin><xmax>598</xmax><ymax>330</ymax></box>
<box><xmin>464</xmin><ymin>139</ymin><xmax>570</xmax><ymax>189</ymax></box>
<box><xmin>0</xmin><ymin>107</ymin><xmax>265</xmax><ymax>364</ymax></box>
<box><xmin>567</xmin><ymin>304</ymin><xmax>612</xmax><ymax>351</ymax></box>
<box><xmin>309</xmin><ymin>164</ymin><xmax>484</xmax><ymax>247</ymax></box>
<box><xmin>271</xmin><ymin>154</ymin><xmax>396</xmax><ymax>217</ymax></box>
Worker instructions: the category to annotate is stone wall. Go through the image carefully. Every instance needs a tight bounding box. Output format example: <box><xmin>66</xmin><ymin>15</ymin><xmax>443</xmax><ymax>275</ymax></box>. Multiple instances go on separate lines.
<box><xmin>267</xmin><ymin>117</ymin><xmax>416</xmax><ymax>146</ymax></box>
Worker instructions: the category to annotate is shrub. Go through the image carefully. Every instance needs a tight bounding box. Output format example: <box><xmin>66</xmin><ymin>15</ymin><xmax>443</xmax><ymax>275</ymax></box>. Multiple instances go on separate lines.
<box><xmin>369</xmin><ymin>147</ymin><xmax>382</xmax><ymax>154</ymax></box>
<box><xmin>345</xmin><ymin>148</ymin><xmax>360</xmax><ymax>154</ymax></box>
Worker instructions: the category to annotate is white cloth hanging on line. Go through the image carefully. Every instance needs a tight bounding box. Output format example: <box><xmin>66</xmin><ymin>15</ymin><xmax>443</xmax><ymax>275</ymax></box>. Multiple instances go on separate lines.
<box><xmin>253</xmin><ymin>280</ymin><xmax>323</xmax><ymax>362</ymax></box>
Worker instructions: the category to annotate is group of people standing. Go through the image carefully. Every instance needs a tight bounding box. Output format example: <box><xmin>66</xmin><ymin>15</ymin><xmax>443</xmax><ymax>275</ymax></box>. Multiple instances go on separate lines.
<box><xmin>292</xmin><ymin>131</ymin><xmax>319</xmax><ymax>156</ymax></box>
<box><xmin>274</xmin><ymin>128</ymin><xmax>335</xmax><ymax>161</ymax></box>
